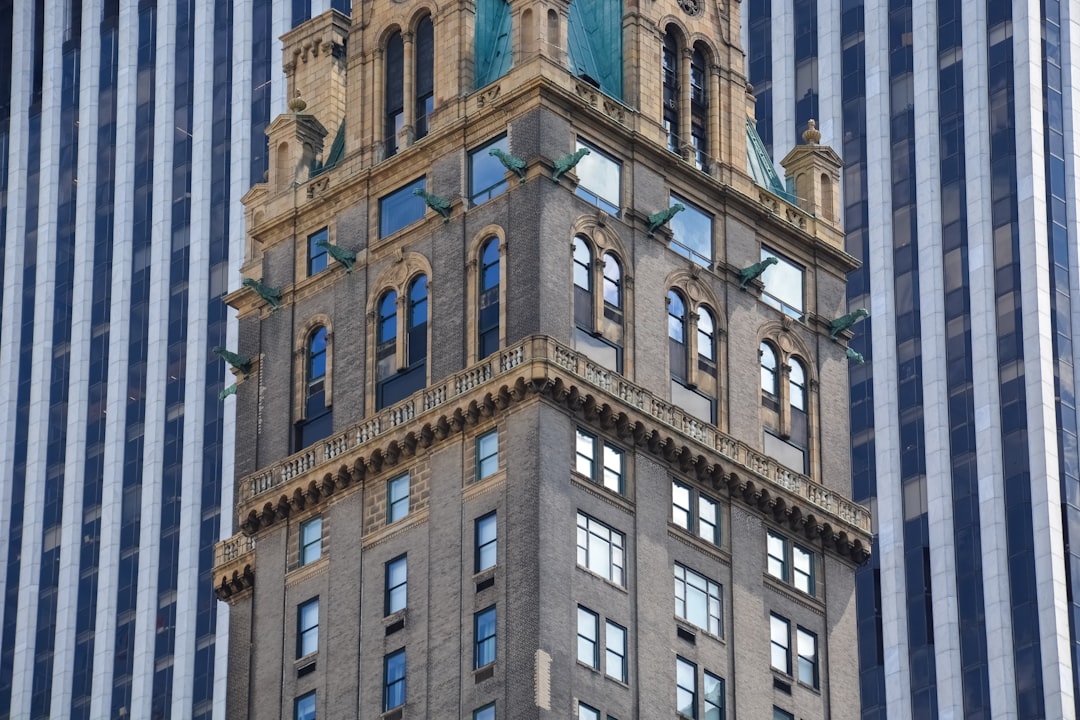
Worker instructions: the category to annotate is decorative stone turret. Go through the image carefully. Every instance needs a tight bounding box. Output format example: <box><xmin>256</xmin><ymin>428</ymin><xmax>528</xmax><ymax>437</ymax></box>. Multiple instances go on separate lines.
<box><xmin>780</xmin><ymin>120</ymin><xmax>843</xmax><ymax>230</ymax></box>
<box><xmin>264</xmin><ymin>93</ymin><xmax>328</xmax><ymax>191</ymax></box>
<box><xmin>281</xmin><ymin>8</ymin><xmax>350</xmax><ymax>137</ymax></box>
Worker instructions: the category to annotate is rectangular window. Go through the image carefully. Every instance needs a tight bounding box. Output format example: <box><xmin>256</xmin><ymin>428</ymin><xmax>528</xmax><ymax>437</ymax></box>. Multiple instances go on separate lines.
<box><xmin>297</xmin><ymin>598</ymin><xmax>319</xmax><ymax>657</ymax></box>
<box><xmin>605</xmin><ymin>620</ymin><xmax>627</xmax><ymax>682</ymax></box>
<box><xmin>383</xmin><ymin>649</ymin><xmax>406</xmax><ymax>711</ymax></box>
<box><xmin>770</xmin><ymin>613</ymin><xmax>791</xmax><ymax>674</ymax></box>
<box><xmin>575</xmin><ymin>140</ymin><xmax>621</xmax><ymax>215</ymax></box>
<box><xmin>703</xmin><ymin>671</ymin><xmax>724</xmax><ymax>720</ymax></box>
<box><xmin>470</xmin><ymin>135</ymin><xmax>510</xmax><ymax>205</ymax></box>
<box><xmin>475</xmin><ymin>512</ymin><xmax>497</xmax><ymax>572</ymax></box>
<box><xmin>576</xmin><ymin>512</ymin><xmax>625</xmax><ymax>585</ymax></box>
<box><xmin>387</xmin><ymin>474</ymin><xmax>410</xmax><ymax>523</ymax></box>
<box><xmin>475</xmin><ymin>606</ymin><xmax>497</xmax><ymax>668</ymax></box>
<box><xmin>674</xmin><ymin>564</ymin><xmax>722</xmax><ymax>636</ymax></box>
<box><xmin>767</xmin><ymin>530</ymin><xmax>788</xmax><ymax>581</ymax></box>
<box><xmin>767</xmin><ymin>530</ymin><xmax>815</xmax><ymax>596</ymax></box>
<box><xmin>672</xmin><ymin>480</ymin><xmax>692</xmax><ymax>531</ymax></box>
<box><xmin>295</xmin><ymin>691</ymin><xmax>316</xmax><ymax>720</ymax></box>
<box><xmin>308</xmin><ymin>227</ymin><xmax>329</xmax><ymax>275</ymax></box>
<box><xmin>760</xmin><ymin>247</ymin><xmax>804</xmax><ymax>319</ymax></box>
<box><xmin>797</xmin><ymin>626</ymin><xmax>818</xmax><ymax>688</ymax></box>
<box><xmin>773</xmin><ymin>708</ymin><xmax>794</xmax><ymax>720</ymax></box>
<box><xmin>676</xmin><ymin>657</ymin><xmax>698</xmax><ymax>718</ymax></box>
<box><xmin>698</xmin><ymin>495</ymin><xmax>719</xmax><ymax>545</ymax></box>
<box><xmin>578</xmin><ymin>703</ymin><xmax>601</xmax><ymax>720</ymax></box>
<box><xmin>575</xmin><ymin>429</ymin><xmax>625</xmax><ymax>495</ymax></box>
<box><xmin>299</xmin><ymin>517</ymin><xmax>322</xmax><ymax>566</ymax></box>
<box><xmin>792</xmin><ymin>544</ymin><xmax>815</xmax><ymax>595</ymax></box>
<box><xmin>380</xmin><ymin>177</ymin><xmax>427</xmax><ymax>237</ymax></box>
<box><xmin>669</xmin><ymin>194</ymin><xmax>712</xmax><ymax>267</ymax></box>
<box><xmin>477</xmin><ymin>430</ymin><xmax>499</xmax><ymax>479</ymax></box>
<box><xmin>385</xmin><ymin>555</ymin><xmax>407</xmax><ymax>615</ymax></box>
<box><xmin>474</xmin><ymin>704</ymin><xmax>495</xmax><ymax>720</ymax></box>
<box><xmin>577</xmin><ymin>606</ymin><xmax>599</xmax><ymax>667</ymax></box>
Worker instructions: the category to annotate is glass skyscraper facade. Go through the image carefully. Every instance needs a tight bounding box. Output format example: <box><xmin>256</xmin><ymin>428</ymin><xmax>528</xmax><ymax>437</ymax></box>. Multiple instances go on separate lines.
<box><xmin>747</xmin><ymin>1</ymin><xmax>1080</xmax><ymax>717</ymax></box>
<box><xmin>0</xmin><ymin>0</ymin><xmax>314</xmax><ymax>717</ymax></box>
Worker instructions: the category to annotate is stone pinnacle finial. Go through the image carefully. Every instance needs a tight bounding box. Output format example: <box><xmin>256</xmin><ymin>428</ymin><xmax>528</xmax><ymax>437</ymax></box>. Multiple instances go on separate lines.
<box><xmin>288</xmin><ymin>91</ymin><xmax>307</xmax><ymax>114</ymax></box>
<box><xmin>802</xmin><ymin>119</ymin><xmax>821</xmax><ymax>144</ymax></box>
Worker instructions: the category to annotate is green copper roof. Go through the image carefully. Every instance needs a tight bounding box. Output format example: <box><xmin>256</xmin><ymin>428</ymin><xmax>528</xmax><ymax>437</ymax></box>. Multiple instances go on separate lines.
<box><xmin>746</xmin><ymin>117</ymin><xmax>797</xmax><ymax>205</ymax></box>
<box><xmin>475</xmin><ymin>0</ymin><xmax>512</xmax><ymax>89</ymax></box>
<box><xmin>567</xmin><ymin>0</ymin><xmax>623</xmax><ymax>99</ymax></box>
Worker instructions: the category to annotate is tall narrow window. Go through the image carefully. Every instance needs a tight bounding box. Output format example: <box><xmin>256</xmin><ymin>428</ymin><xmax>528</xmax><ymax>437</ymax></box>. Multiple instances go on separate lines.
<box><xmin>602</xmin><ymin>252</ymin><xmax>622</xmax><ymax>321</ymax></box>
<box><xmin>477</xmin><ymin>430</ymin><xmax>499</xmax><ymax>480</ymax></box>
<box><xmin>299</xmin><ymin>326</ymin><xmax>332</xmax><ymax>449</ymax></box>
<box><xmin>668</xmin><ymin>290</ymin><xmax>688</xmax><ymax>382</ymax></box>
<box><xmin>297</xmin><ymin>598</ymin><xmax>319</xmax><ymax>657</ymax></box>
<box><xmin>760</xmin><ymin>342</ymin><xmax>778</xmax><ymax>409</ymax></box>
<box><xmin>605</xmin><ymin>620</ymin><xmax>627</xmax><ymax>682</ymax></box>
<box><xmin>475</xmin><ymin>512</ymin><xmax>497</xmax><ymax>571</ymax></box>
<box><xmin>407</xmin><ymin>275</ymin><xmax>428</xmax><ymax>368</ymax></box>
<box><xmin>385</xmin><ymin>555</ymin><xmax>407</xmax><ymax>615</ymax></box>
<box><xmin>573</xmin><ymin>237</ymin><xmax>593</xmax><ymax>332</ymax></box>
<box><xmin>387</xmin><ymin>474</ymin><xmax>410</xmax><ymax>523</ymax></box>
<box><xmin>770</xmin><ymin>613</ymin><xmax>791</xmax><ymax>674</ymax></box>
<box><xmin>474</xmin><ymin>606</ymin><xmax>497</xmax><ymax>668</ymax></box>
<box><xmin>703</xmin><ymin>672</ymin><xmax>724</xmax><ymax>720</ymax></box>
<box><xmin>690</xmin><ymin>45</ymin><xmax>708</xmax><ymax>170</ymax></box>
<box><xmin>697</xmin><ymin>306</ymin><xmax>716</xmax><ymax>376</ymax></box>
<box><xmin>383</xmin><ymin>649</ymin><xmax>406</xmax><ymax>711</ymax></box>
<box><xmin>414</xmin><ymin>17</ymin><xmax>434</xmax><ymax>140</ymax></box>
<box><xmin>662</xmin><ymin>32</ymin><xmax>680</xmax><ymax>153</ymax></box>
<box><xmin>295</xmin><ymin>692</ymin><xmax>316</xmax><ymax>720</ymax></box>
<box><xmin>676</xmin><ymin>657</ymin><xmax>698</xmax><ymax>718</ymax></box>
<box><xmin>577</xmin><ymin>606</ymin><xmax>599</xmax><ymax>667</ymax></box>
<box><xmin>797</xmin><ymin>627</ymin><xmax>818</xmax><ymax>688</ymax></box>
<box><xmin>299</xmin><ymin>517</ymin><xmax>322</xmax><ymax>566</ymax></box>
<box><xmin>376</xmin><ymin>274</ymin><xmax>429</xmax><ymax>409</ymax></box>
<box><xmin>377</xmin><ymin>292</ymin><xmax>398</xmax><ymax>383</ymax></box>
<box><xmin>478</xmin><ymin>238</ymin><xmax>500</xmax><ymax>358</ymax></box>
<box><xmin>308</xmin><ymin>228</ymin><xmax>329</xmax><ymax>275</ymax></box>
<box><xmin>385</xmin><ymin>32</ymin><xmax>404</xmax><ymax>157</ymax></box>
<box><xmin>789</xmin><ymin>357</ymin><xmax>808</xmax><ymax>449</ymax></box>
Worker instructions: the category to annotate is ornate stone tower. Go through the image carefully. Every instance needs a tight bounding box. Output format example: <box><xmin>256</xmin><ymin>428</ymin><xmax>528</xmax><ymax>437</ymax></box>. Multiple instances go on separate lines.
<box><xmin>214</xmin><ymin>2</ymin><xmax>866</xmax><ymax>719</ymax></box>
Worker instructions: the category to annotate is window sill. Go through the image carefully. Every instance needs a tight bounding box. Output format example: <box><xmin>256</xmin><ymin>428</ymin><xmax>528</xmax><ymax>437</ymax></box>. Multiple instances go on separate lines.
<box><xmin>667</xmin><ymin>524</ymin><xmax>726</xmax><ymax>559</ymax></box>
<box><xmin>575</xmin><ymin>564</ymin><xmax>628</xmax><ymax>593</ymax></box>
<box><xmin>762</xmin><ymin>574</ymin><xmax>822</xmax><ymax>609</ymax></box>
<box><xmin>674</xmin><ymin>618</ymin><xmax>723</xmax><ymax>645</ymax></box>
<box><xmin>570</xmin><ymin>472</ymin><xmax>633</xmax><ymax>510</ymax></box>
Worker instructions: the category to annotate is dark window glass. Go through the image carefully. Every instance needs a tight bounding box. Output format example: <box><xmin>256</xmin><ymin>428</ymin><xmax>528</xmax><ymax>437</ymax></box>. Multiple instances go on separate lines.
<box><xmin>385</xmin><ymin>32</ymin><xmax>404</xmax><ymax>156</ymax></box>
<box><xmin>407</xmin><ymin>275</ymin><xmax>428</xmax><ymax>367</ymax></box>
<box><xmin>479</xmin><ymin>238</ymin><xmax>500</xmax><ymax>358</ymax></box>
<box><xmin>573</xmin><ymin>236</ymin><xmax>593</xmax><ymax>331</ymax></box>
<box><xmin>376</xmin><ymin>291</ymin><xmax>397</xmax><ymax>381</ymax></box>
<box><xmin>663</xmin><ymin>32</ymin><xmax>680</xmax><ymax>152</ymax></box>
<box><xmin>668</xmin><ymin>290</ymin><xmax>687</xmax><ymax>381</ymax></box>
<box><xmin>474</xmin><ymin>606</ymin><xmax>496</xmax><ymax>668</ymax></box>
<box><xmin>307</xmin><ymin>228</ymin><xmax>328</xmax><ymax>275</ymax></box>
<box><xmin>383</xmin><ymin>650</ymin><xmax>406</xmax><ymax>710</ymax></box>
<box><xmin>379</xmin><ymin>178</ymin><xmax>426</xmax><ymax>237</ymax></box>
<box><xmin>414</xmin><ymin>17</ymin><xmax>434</xmax><ymax>140</ymax></box>
<box><xmin>470</xmin><ymin>136</ymin><xmax>509</xmax><ymax>205</ymax></box>
<box><xmin>475</xmin><ymin>512</ymin><xmax>497</xmax><ymax>571</ymax></box>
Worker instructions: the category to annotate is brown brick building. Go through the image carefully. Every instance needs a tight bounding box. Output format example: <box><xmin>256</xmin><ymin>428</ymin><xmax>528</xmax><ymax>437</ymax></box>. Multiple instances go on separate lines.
<box><xmin>212</xmin><ymin>2</ymin><xmax>871</xmax><ymax>718</ymax></box>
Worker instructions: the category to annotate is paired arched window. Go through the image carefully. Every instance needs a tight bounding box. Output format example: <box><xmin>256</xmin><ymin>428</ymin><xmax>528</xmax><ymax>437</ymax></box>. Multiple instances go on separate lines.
<box><xmin>572</xmin><ymin>234</ymin><xmax>625</xmax><ymax>372</ymax></box>
<box><xmin>385</xmin><ymin>18</ymin><xmax>435</xmax><ymax>157</ymax></box>
<box><xmin>760</xmin><ymin>339</ymin><xmax>812</xmax><ymax>473</ymax></box>
<box><xmin>478</xmin><ymin>238</ymin><xmax>501</xmax><ymax>359</ymax></box>
<box><xmin>667</xmin><ymin>287</ymin><xmax>721</xmax><ymax>424</ymax></box>
<box><xmin>376</xmin><ymin>274</ymin><xmax>429</xmax><ymax>409</ymax></box>
<box><xmin>662</xmin><ymin>28</ymin><xmax>712</xmax><ymax>171</ymax></box>
<box><xmin>297</xmin><ymin>325</ymin><xmax>333</xmax><ymax>450</ymax></box>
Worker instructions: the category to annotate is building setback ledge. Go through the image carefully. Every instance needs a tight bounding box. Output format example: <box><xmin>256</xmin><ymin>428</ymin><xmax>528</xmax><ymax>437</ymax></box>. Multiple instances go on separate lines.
<box><xmin>218</xmin><ymin>335</ymin><xmax>870</xmax><ymax>597</ymax></box>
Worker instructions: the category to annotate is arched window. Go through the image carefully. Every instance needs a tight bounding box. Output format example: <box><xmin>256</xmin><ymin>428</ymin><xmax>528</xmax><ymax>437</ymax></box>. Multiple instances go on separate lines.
<box><xmin>573</xmin><ymin>234</ymin><xmax>624</xmax><ymax>372</ymax></box>
<box><xmin>760</xmin><ymin>338</ymin><xmax>814</xmax><ymax>475</ymax></box>
<box><xmin>376</xmin><ymin>275</ymin><xmax>430</xmax><ymax>409</ymax></box>
<box><xmin>297</xmin><ymin>326</ymin><xmax>333</xmax><ymax>449</ymax></box>
<box><xmin>662</xmin><ymin>32</ymin><xmax>680</xmax><ymax>153</ymax></box>
<box><xmin>697</xmin><ymin>306</ymin><xmax>716</xmax><ymax>376</ymax></box>
<box><xmin>690</xmin><ymin>44</ymin><xmax>708</xmax><ymax>170</ymax></box>
<box><xmin>407</xmin><ymin>275</ymin><xmax>428</xmax><ymax>368</ymax></box>
<box><xmin>478</xmin><ymin>238</ymin><xmax>500</xmax><ymax>359</ymax></box>
<box><xmin>760</xmin><ymin>342</ymin><xmax>778</xmax><ymax>407</ymax></box>
<box><xmin>385</xmin><ymin>31</ymin><xmax>405</xmax><ymax>156</ymax></box>
<box><xmin>668</xmin><ymin>290</ymin><xmax>688</xmax><ymax>382</ymax></box>
<box><xmin>602</xmin><ymin>252</ymin><xmax>622</xmax><ymax>320</ymax></box>
<box><xmin>573</xmin><ymin>236</ymin><xmax>593</xmax><ymax>332</ymax></box>
<box><xmin>789</xmin><ymin>356</ymin><xmax>808</xmax><ymax>448</ymax></box>
<box><xmin>415</xmin><ymin>17</ymin><xmax>434</xmax><ymax>140</ymax></box>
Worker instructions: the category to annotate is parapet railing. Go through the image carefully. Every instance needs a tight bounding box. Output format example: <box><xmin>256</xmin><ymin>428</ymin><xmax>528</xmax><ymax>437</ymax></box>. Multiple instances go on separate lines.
<box><xmin>239</xmin><ymin>336</ymin><xmax>870</xmax><ymax>534</ymax></box>
<box><xmin>213</xmin><ymin>534</ymin><xmax>256</xmax><ymax>568</ymax></box>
